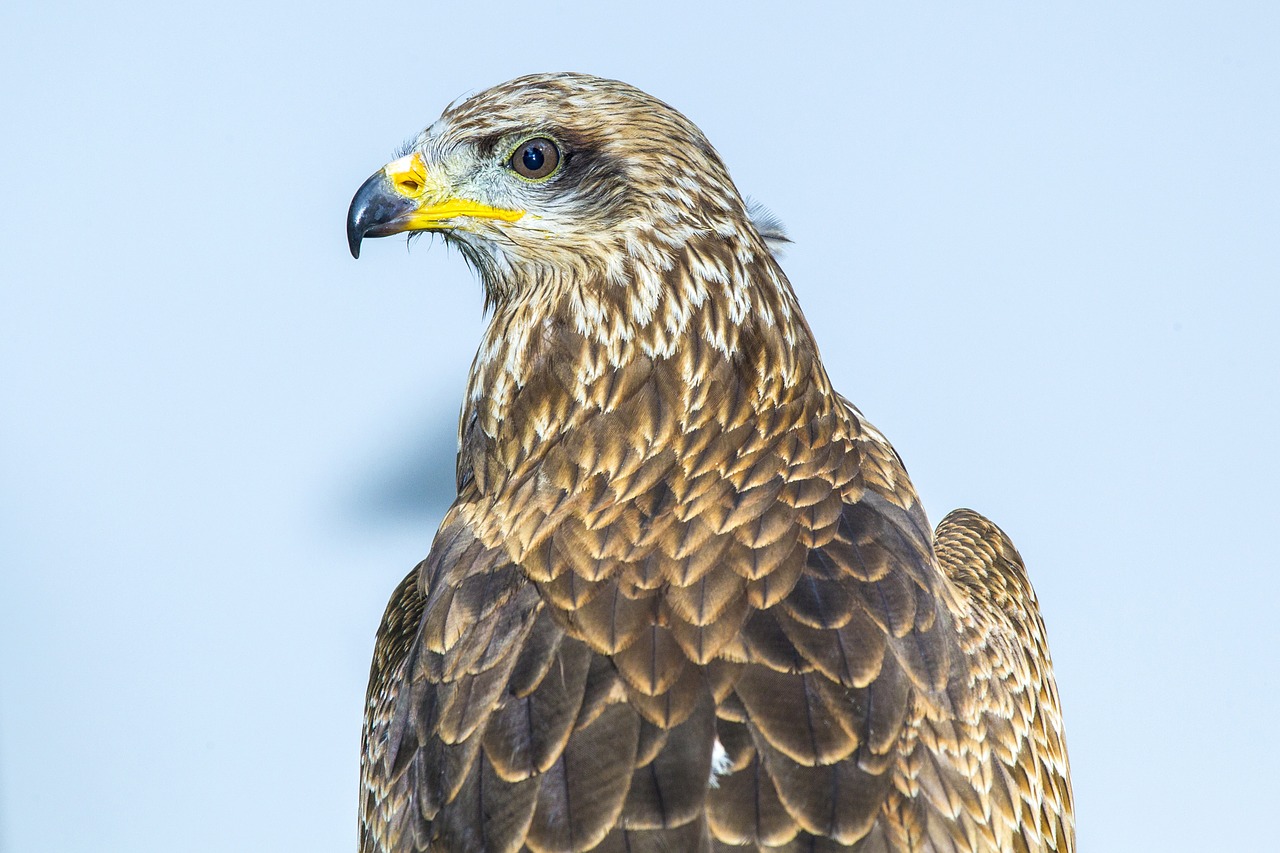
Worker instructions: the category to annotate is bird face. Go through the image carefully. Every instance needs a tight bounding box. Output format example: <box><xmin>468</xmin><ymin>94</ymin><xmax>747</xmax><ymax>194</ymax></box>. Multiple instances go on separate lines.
<box><xmin>347</xmin><ymin>73</ymin><xmax>749</xmax><ymax>303</ymax></box>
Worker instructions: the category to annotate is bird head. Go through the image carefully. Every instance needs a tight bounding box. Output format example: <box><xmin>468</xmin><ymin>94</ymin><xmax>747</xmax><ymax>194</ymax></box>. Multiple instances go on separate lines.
<box><xmin>347</xmin><ymin>73</ymin><xmax>759</xmax><ymax>306</ymax></box>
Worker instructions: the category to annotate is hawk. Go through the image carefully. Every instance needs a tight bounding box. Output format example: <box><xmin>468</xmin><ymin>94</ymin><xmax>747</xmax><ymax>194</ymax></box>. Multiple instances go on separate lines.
<box><xmin>346</xmin><ymin>73</ymin><xmax>1073</xmax><ymax>853</ymax></box>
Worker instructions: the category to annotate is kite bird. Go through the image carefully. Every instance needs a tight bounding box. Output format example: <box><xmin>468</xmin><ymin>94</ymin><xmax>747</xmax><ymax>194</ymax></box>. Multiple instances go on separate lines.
<box><xmin>346</xmin><ymin>73</ymin><xmax>1074</xmax><ymax>853</ymax></box>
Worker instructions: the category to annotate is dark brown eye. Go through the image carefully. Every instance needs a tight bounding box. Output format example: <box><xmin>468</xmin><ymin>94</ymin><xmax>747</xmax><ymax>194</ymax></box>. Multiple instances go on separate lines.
<box><xmin>510</xmin><ymin>137</ymin><xmax>560</xmax><ymax>180</ymax></box>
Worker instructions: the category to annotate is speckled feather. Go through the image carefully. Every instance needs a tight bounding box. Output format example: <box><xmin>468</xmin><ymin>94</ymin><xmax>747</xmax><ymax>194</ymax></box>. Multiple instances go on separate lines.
<box><xmin>356</xmin><ymin>73</ymin><xmax>1073</xmax><ymax>852</ymax></box>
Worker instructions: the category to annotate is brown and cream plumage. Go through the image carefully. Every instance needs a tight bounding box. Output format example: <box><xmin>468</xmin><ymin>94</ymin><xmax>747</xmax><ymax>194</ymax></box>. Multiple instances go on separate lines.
<box><xmin>346</xmin><ymin>73</ymin><xmax>1073</xmax><ymax>853</ymax></box>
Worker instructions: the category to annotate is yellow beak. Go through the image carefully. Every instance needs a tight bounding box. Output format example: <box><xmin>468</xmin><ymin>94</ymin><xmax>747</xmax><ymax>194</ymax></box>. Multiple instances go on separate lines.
<box><xmin>346</xmin><ymin>152</ymin><xmax>524</xmax><ymax>258</ymax></box>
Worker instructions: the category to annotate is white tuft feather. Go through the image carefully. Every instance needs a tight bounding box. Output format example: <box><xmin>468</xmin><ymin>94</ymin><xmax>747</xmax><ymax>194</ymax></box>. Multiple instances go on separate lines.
<box><xmin>745</xmin><ymin>198</ymin><xmax>791</xmax><ymax>259</ymax></box>
<box><xmin>709</xmin><ymin>738</ymin><xmax>732</xmax><ymax>788</ymax></box>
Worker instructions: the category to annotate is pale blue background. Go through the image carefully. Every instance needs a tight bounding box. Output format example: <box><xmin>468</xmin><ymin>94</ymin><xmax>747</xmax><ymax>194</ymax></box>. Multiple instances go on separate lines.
<box><xmin>2</xmin><ymin>3</ymin><xmax>1277</xmax><ymax>851</ymax></box>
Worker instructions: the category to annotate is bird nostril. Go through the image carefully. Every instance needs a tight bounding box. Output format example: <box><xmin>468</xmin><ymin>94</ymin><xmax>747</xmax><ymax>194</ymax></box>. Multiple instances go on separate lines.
<box><xmin>398</xmin><ymin>179</ymin><xmax>420</xmax><ymax>193</ymax></box>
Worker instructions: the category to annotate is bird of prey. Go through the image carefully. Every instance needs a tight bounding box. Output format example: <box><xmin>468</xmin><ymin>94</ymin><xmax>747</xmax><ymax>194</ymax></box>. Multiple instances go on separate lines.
<box><xmin>346</xmin><ymin>73</ymin><xmax>1073</xmax><ymax>853</ymax></box>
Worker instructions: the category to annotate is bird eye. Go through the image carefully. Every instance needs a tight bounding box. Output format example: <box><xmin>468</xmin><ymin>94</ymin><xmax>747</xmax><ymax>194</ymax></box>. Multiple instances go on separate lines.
<box><xmin>510</xmin><ymin>137</ymin><xmax>560</xmax><ymax>180</ymax></box>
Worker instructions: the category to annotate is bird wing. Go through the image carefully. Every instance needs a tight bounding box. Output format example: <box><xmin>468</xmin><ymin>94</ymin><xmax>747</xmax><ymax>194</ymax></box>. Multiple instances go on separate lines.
<box><xmin>915</xmin><ymin>509</ymin><xmax>1075</xmax><ymax>853</ymax></box>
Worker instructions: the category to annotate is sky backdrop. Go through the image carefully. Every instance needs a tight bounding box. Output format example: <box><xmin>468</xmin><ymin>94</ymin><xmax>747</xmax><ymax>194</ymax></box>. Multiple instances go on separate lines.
<box><xmin>2</xmin><ymin>2</ymin><xmax>1278</xmax><ymax>851</ymax></box>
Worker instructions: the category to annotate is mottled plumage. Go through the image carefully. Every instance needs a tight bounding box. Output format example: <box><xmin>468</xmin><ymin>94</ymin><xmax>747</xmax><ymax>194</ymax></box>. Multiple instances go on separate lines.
<box><xmin>347</xmin><ymin>73</ymin><xmax>1073</xmax><ymax>852</ymax></box>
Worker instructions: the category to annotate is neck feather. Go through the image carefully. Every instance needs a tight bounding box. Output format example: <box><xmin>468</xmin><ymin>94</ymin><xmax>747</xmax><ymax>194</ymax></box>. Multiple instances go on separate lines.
<box><xmin>455</xmin><ymin>239</ymin><xmax>835</xmax><ymax>502</ymax></box>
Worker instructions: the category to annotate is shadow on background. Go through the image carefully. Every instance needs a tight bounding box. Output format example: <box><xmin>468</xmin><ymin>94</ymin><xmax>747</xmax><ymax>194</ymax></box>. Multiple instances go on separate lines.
<box><xmin>347</xmin><ymin>405</ymin><xmax>461</xmax><ymax>527</ymax></box>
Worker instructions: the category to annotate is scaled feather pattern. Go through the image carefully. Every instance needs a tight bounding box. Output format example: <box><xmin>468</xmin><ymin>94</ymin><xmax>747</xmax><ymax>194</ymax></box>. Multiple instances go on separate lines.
<box><xmin>348</xmin><ymin>73</ymin><xmax>1074</xmax><ymax>853</ymax></box>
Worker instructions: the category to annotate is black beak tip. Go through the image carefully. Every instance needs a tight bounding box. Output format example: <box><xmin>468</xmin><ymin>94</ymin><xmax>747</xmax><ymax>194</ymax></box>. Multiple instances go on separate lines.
<box><xmin>347</xmin><ymin>168</ymin><xmax>418</xmax><ymax>260</ymax></box>
<box><xmin>346</xmin><ymin>184</ymin><xmax>370</xmax><ymax>260</ymax></box>
<box><xmin>347</xmin><ymin>169</ymin><xmax>394</xmax><ymax>261</ymax></box>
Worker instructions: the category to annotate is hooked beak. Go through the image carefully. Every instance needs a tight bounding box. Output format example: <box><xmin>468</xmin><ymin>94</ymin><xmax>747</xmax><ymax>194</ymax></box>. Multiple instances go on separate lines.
<box><xmin>346</xmin><ymin>152</ymin><xmax>524</xmax><ymax>259</ymax></box>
